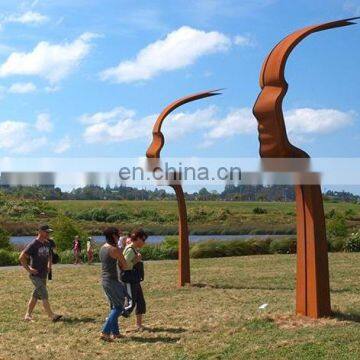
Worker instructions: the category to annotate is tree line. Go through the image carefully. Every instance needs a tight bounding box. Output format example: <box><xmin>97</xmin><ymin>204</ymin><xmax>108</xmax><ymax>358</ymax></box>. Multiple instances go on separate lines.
<box><xmin>0</xmin><ymin>185</ymin><xmax>359</xmax><ymax>203</ymax></box>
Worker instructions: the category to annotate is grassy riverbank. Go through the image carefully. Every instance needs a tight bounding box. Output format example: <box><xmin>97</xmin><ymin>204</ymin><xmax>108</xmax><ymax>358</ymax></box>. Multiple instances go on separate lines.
<box><xmin>0</xmin><ymin>253</ymin><xmax>359</xmax><ymax>359</ymax></box>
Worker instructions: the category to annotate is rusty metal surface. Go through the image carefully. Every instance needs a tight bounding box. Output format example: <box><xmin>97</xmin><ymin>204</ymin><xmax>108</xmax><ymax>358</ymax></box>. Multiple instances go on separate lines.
<box><xmin>146</xmin><ymin>90</ymin><xmax>221</xmax><ymax>287</ymax></box>
<box><xmin>253</xmin><ymin>18</ymin><xmax>358</xmax><ymax>318</ymax></box>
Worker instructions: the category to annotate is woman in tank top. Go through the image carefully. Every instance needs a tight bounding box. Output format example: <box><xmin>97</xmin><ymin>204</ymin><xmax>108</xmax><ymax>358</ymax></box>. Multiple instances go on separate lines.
<box><xmin>99</xmin><ymin>227</ymin><xmax>128</xmax><ymax>341</ymax></box>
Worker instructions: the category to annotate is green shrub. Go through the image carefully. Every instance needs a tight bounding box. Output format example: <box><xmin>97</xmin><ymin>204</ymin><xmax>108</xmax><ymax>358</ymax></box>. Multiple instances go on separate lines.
<box><xmin>59</xmin><ymin>250</ymin><xmax>77</xmax><ymax>264</ymax></box>
<box><xmin>344</xmin><ymin>232</ymin><xmax>360</xmax><ymax>252</ymax></box>
<box><xmin>161</xmin><ymin>236</ymin><xmax>178</xmax><ymax>250</ymax></box>
<box><xmin>160</xmin><ymin>235</ymin><xmax>178</xmax><ymax>258</ymax></box>
<box><xmin>269</xmin><ymin>237</ymin><xmax>296</xmax><ymax>254</ymax></box>
<box><xmin>0</xmin><ymin>228</ymin><xmax>11</xmax><ymax>250</ymax></box>
<box><xmin>325</xmin><ymin>209</ymin><xmax>337</xmax><ymax>219</ymax></box>
<box><xmin>188</xmin><ymin>207</ymin><xmax>212</xmax><ymax>222</ymax></box>
<box><xmin>344</xmin><ymin>208</ymin><xmax>356</xmax><ymax>219</ymax></box>
<box><xmin>244</xmin><ymin>238</ymin><xmax>272</xmax><ymax>255</ymax></box>
<box><xmin>58</xmin><ymin>248</ymin><xmax>100</xmax><ymax>264</ymax></box>
<box><xmin>190</xmin><ymin>238</ymin><xmax>280</xmax><ymax>259</ymax></box>
<box><xmin>253</xmin><ymin>207</ymin><xmax>267</xmax><ymax>214</ymax></box>
<box><xmin>141</xmin><ymin>244</ymin><xmax>173</xmax><ymax>261</ymax></box>
<box><xmin>212</xmin><ymin>208</ymin><xmax>231</xmax><ymax>221</ymax></box>
<box><xmin>190</xmin><ymin>240</ymin><xmax>230</xmax><ymax>258</ymax></box>
<box><xmin>327</xmin><ymin>215</ymin><xmax>348</xmax><ymax>237</ymax></box>
<box><xmin>51</xmin><ymin>215</ymin><xmax>87</xmax><ymax>251</ymax></box>
<box><xmin>328</xmin><ymin>236</ymin><xmax>345</xmax><ymax>252</ymax></box>
<box><xmin>135</xmin><ymin>209</ymin><xmax>158</xmax><ymax>221</ymax></box>
<box><xmin>106</xmin><ymin>211</ymin><xmax>130</xmax><ymax>223</ymax></box>
<box><xmin>91</xmin><ymin>208</ymin><xmax>109</xmax><ymax>222</ymax></box>
<box><xmin>0</xmin><ymin>249</ymin><xmax>19</xmax><ymax>266</ymax></box>
<box><xmin>105</xmin><ymin>214</ymin><xmax>117</xmax><ymax>223</ymax></box>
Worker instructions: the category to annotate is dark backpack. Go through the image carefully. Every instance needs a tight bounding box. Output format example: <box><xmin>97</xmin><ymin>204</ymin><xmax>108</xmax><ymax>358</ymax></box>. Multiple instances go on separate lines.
<box><xmin>120</xmin><ymin>247</ymin><xmax>144</xmax><ymax>284</ymax></box>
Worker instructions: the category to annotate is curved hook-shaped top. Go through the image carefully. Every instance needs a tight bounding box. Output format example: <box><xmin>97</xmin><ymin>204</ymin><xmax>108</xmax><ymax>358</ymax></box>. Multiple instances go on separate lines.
<box><xmin>253</xmin><ymin>17</ymin><xmax>359</xmax><ymax>158</ymax></box>
<box><xmin>146</xmin><ymin>89</ymin><xmax>222</xmax><ymax>158</ymax></box>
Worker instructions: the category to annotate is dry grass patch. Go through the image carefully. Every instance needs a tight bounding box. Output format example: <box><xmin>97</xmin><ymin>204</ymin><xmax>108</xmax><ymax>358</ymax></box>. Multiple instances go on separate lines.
<box><xmin>0</xmin><ymin>253</ymin><xmax>359</xmax><ymax>359</ymax></box>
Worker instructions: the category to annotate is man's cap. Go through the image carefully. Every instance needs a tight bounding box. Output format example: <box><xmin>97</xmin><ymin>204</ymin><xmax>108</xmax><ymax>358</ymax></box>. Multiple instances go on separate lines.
<box><xmin>39</xmin><ymin>224</ymin><xmax>53</xmax><ymax>233</ymax></box>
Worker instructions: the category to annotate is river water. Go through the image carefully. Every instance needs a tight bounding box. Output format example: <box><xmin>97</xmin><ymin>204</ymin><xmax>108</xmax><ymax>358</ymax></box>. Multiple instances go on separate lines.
<box><xmin>10</xmin><ymin>234</ymin><xmax>286</xmax><ymax>246</ymax></box>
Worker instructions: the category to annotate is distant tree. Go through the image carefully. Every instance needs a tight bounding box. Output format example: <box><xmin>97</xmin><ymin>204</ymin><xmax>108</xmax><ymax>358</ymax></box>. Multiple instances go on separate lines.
<box><xmin>327</xmin><ymin>215</ymin><xmax>348</xmax><ymax>238</ymax></box>
<box><xmin>0</xmin><ymin>228</ymin><xmax>11</xmax><ymax>250</ymax></box>
<box><xmin>51</xmin><ymin>215</ymin><xmax>87</xmax><ymax>251</ymax></box>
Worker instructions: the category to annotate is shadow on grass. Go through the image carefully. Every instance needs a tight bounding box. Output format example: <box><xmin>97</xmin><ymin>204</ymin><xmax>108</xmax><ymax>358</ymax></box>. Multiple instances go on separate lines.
<box><xmin>332</xmin><ymin>311</ymin><xmax>360</xmax><ymax>323</ymax></box>
<box><xmin>192</xmin><ymin>282</ymin><xmax>293</xmax><ymax>291</ymax></box>
<box><xmin>60</xmin><ymin>316</ymin><xmax>98</xmax><ymax>324</ymax></box>
<box><xmin>331</xmin><ymin>288</ymin><xmax>357</xmax><ymax>294</ymax></box>
<box><xmin>145</xmin><ymin>326</ymin><xmax>186</xmax><ymax>334</ymax></box>
<box><xmin>125</xmin><ymin>335</ymin><xmax>180</xmax><ymax>343</ymax></box>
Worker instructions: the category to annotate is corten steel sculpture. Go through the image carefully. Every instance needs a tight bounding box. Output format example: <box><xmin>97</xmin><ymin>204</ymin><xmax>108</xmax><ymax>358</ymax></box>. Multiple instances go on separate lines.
<box><xmin>146</xmin><ymin>90</ymin><xmax>221</xmax><ymax>287</ymax></box>
<box><xmin>253</xmin><ymin>18</ymin><xmax>359</xmax><ymax>318</ymax></box>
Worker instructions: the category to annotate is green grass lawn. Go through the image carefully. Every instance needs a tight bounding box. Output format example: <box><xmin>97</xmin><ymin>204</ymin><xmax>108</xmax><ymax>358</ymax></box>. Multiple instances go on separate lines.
<box><xmin>0</xmin><ymin>253</ymin><xmax>359</xmax><ymax>359</ymax></box>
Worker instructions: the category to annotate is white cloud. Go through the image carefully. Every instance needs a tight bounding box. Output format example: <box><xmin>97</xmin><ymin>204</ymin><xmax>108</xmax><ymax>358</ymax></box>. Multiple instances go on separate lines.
<box><xmin>0</xmin><ymin>44</ymin><xmax>15</xmax><ymax>55</ymax></box>
<box><xmin>81</xmin><ymin>105</ymin><xmax>218</xmax><ymax>144</ymax></box>
<box><xmin>100</xmin><ymin>26</ymin><xmax>231</xmax><ymax>83</ymax></box>
<box><xmin>54</xmin><ymin>135</ymin><xmax>71</xmax><ymax>153</ymax></box>
<box><xmin>80</xmin><ymin>105</ymin><xmax>355</xmax><ymax>147</ymax></box>
<box><xmin>0</xmin><ymin>32</ymin><xmax>98</xmax><ymax>83</ymax></box>
<box><xmin>83</xmin><ymin>114</ymin><xmax>154</xmax><ymax>144</ymax></box>
<box><xmin>3</xmin><ymin>11</ymin><xmax>49</xmax><ymax>25</ymax></box>
<box><xmin>45</xmin><ymin>85</ymin><xmax>61</xmax><ymax>93</ymax></box>
<box><xmin>204</xmin><ymin>107</ymin><xmax>355</xmax><ymax>146</ymax></box>
<box><xmin>233</xmin><ymin>34</ymin><xmax>255</xmax><ymax>47</ymax></box>
<box><xmin>8</xmin><ymin>82</ymin><xmax>37</xmax><ymax>94</ymax></box>
<box><xmin>35</xmin><ymin>113</ymin><xmax>53</xmax><ymax>132</ymax></box>
<box><xmin>285</xmin><ymin>108</ymin><xmax>354</xmax><ymax>134</ymax></box>
<box><xmin>15</xmin><ymin>137</ymin><xmax>48</xmax><ymax>153</ymax></box>
<box><xmin>80</xmin><ymin>107</ymin><xmax>136</xmax><ymax>125</ymax></box>
<box><xmin>0</xmin><ymin>120</ymin><xmax>47</xmax><ymax>154</ymax></box>
<box><xmin>205</xmin><ymin>108</ymin><xmax>256</xmax><ymax>140</ymax></box>
<box><xmin>343</xmin><ymin>1</ymin><xmax>360</xmax><ymax>15</ymax></box>
<box><xmin>162</xmin><ymin>107</ymin><xmax>218</xmax><ymax>140</ymax></box>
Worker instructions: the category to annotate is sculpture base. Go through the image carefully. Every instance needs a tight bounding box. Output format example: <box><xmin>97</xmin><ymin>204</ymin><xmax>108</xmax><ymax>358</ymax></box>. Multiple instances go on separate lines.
<box><xmin>295</xmin><ymin>185</ymin><xmax>331</xmax><ymax>318</ymax></box>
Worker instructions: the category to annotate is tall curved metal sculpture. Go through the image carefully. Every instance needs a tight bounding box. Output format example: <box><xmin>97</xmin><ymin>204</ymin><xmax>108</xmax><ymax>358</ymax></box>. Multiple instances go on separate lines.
<box><xmin>253</xmin><ymin>18</ymin><xmax>358</xmax><ymax>318</ymax></box>
<box><xmin>146</xmin><ymin>90</ymin><xmax>221</xmax><ymax>286</ymax></box>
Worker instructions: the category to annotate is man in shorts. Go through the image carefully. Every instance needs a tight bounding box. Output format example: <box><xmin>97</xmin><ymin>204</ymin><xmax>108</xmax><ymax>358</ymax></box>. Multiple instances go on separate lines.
<box><xmin>19</xmin><ymin>225</ymin><xmax>62</xmax><ymax>322</ymax></box>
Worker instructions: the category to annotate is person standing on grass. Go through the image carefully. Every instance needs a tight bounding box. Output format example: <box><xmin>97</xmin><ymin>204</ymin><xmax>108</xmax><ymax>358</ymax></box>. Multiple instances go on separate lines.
<box><xmin>87</xmin><ymin>236</ymin><xmax>94</xmax><ymax>265</ymax></box>
<box><xmin>19</xmin><ymin>225</ymin><xmax>62</xmax><ymax>322</ymax></box>
<box><xmin>122</xmin><ymin>229</ymin><xmax>147</xmax><ymax>331</ymax></box>
<box><xmin>100</xmin><ymin>227</ymin><xmax>128</xmax><ymax>342</ymax></box>
<box><xmin>73</xmin><ymin>235</ymin><xmax>82</xmax><ymax>264</ymax></box>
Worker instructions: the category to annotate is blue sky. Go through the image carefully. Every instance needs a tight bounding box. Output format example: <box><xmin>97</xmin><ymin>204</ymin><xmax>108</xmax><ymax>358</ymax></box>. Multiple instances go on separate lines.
<box><xmin>0</xmin><ymin>0</ymin><xmax>359</xmax><ymax>163</ymax></box>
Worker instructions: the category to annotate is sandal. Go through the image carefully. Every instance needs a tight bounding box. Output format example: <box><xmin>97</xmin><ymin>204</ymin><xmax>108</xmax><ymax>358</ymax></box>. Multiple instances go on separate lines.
<box><xmin>100</xmin><ymin>333</ymin><xmax>113</xmax><ymax>342</ymax></box>
<box><xmin>24</xmin><ymin>314</ymin><xmax>33</xmax><ymax>322</ymax></box>
<box><xmin>52</xmin><ymin>315</ymin><xmax>63</xmax><ymax>322</ymax></box>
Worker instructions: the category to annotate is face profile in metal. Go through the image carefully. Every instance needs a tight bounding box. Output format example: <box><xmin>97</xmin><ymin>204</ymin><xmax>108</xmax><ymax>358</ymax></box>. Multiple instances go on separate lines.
<box><xmin>146</xmin><ymin>89</ymin><xmax>222</xmax><ymax>286</ymax></box>
<box><xmin>253</xmin><ymin>18</ymin><xmax>359</xmax><ymax>318</ymax></box>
